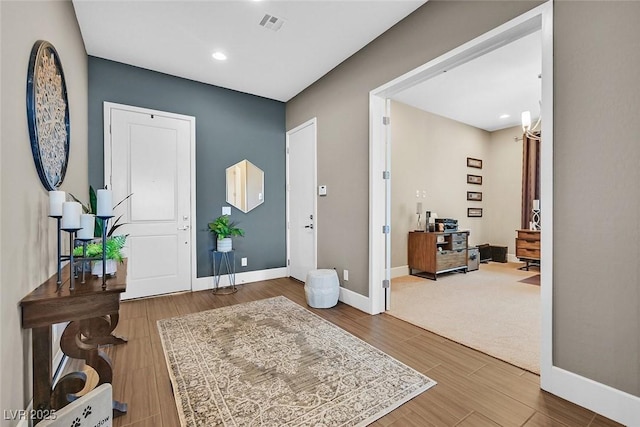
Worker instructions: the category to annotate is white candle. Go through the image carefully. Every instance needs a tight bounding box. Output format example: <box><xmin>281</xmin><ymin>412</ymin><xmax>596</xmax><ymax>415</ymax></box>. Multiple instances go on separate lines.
<box><xmin>533</xmin><ymin>199</ymin><xmax>540</xmax><ymax>211</ymax></box>
<box><xmin>78</xmin><ymin>214</ymin><xmax>95</xmax><ymax>239</ymax></box>
<box><xmin>61</xmin><ymin>202</ymin><xmax>81</xmax><ymax>229</ymax></box>
<box><xmin>96</xmin><ymin>189</ymin><xmax>113</xmax><ymax>217</ymax></box>
<box><xmin>49</xmin><ymin>191</ymin><xmax>65</xmax><ymax>217</ymax></box>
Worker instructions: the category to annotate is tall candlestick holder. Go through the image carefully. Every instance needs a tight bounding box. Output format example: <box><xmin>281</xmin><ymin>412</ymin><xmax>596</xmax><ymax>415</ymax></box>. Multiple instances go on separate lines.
<box><xmin>61</xmin><ymin>227</ymin><xmax>81</xmax><ymax>291</ymax></box>
<box><xmin>98</xmin><ymin>215</ymin><xmax>114</xmax><ymax>290</ymax></box>
<box><xmin>49</xmin><ymin>215</ymin><xmax>63</xmax><ymax>286</ymax></box>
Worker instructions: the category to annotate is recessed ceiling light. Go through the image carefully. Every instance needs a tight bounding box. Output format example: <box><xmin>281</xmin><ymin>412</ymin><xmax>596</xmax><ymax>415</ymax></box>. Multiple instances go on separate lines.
<box><xmin>212</xmin><ymin>52</ymin><xmax>227</xmax><ymax>61</ymax></box>
<box><xmin>499</xmin><ymin>114</ymin><xmax>510</xmax><ymax>119</ymax></box>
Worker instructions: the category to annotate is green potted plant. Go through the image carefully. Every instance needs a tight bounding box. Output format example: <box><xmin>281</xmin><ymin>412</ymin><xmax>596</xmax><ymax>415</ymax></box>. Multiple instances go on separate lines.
<box><xmin>73</xmin><ymin>235</ymin><xmax>127</xmax><ymax>276</ymax></box>
<box><xmin>70</xmin><ymin>186</ymin><xmax>132</xmax><ymax>275</ymax></box>
<box><xmin>208</xmin><ymin>215</ymin><xmax>244</xmax><ymax>252</ymax></box>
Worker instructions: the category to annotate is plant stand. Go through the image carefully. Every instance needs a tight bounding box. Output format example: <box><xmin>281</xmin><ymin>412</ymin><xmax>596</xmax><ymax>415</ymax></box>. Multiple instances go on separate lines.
<box><xmin>211</xmin><ymin>250</ymin><xmax>237</xmax><ymax>295</ymax></box>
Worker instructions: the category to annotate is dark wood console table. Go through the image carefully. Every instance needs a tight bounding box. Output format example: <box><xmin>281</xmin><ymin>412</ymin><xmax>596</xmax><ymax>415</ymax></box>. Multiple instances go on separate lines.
<box><xmin>20</xmin><ymin>261</ymin><xmax>128</xmax><ymax>424</ymax></box>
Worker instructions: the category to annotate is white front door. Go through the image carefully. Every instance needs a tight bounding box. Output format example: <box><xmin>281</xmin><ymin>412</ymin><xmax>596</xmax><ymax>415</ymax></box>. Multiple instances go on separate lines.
<box><xmin>106</xmin><ymin>104</ymin><xmax>194</xmax><ymax>299</ymax></box>
<box><xmin>286</xmin><ymin>119</ymin><xmax>317</xmax><ymax>282</ymax></box>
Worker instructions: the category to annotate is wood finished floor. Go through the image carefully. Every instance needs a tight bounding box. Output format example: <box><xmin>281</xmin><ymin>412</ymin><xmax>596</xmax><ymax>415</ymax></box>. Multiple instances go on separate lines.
<box><xmin>101</xmin><ymin>278</ymin><xmax>622</xmax><ymax>427</ymax></box>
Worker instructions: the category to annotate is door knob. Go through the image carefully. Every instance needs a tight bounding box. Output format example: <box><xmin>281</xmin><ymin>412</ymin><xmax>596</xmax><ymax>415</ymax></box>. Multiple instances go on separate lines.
<box><xmin>178</xmin><ymin>225</ymin><xmax>190</xmax><ymax>230</ymax></box>
<box><xmin>304</xmin><ymin>224</ymin><xmax>314</xmax><ymax>229</ymax></box>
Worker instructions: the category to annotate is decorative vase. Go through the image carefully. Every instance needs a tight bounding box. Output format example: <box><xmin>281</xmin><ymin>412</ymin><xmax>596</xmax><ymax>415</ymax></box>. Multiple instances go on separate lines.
<box><xmin>92</xmin><ymin>259</ymin><xmax>117</xmax><ymax>277</ymax></box>
<box><xmin>217</xmin><ymin>237</ymin><xmax>232</xmax><ymax>252</ymax></box>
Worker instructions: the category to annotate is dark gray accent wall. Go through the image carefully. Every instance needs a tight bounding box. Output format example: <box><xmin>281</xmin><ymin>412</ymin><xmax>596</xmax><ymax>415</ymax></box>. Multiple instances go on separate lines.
<box><xmin>88</xmin><ymin>57</ymin><xmax>286</xmax><ymax>277</ymax></box>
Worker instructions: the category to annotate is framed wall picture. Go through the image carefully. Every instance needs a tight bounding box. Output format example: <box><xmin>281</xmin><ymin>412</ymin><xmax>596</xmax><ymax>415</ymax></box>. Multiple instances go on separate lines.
<box><xmin>467</xmin><ymin>174</ymin><xmax>482</xmax><ymax>185</ymax></box>
<box><xmin>468</xmin><ymin>208</ymin><xmax>483</xmax><ymax>218</ymax></box>
<box><xmin>467</xmin><ymin>157</ymin><xmax>482</xmax><ymax>169</ymax></box>
<box><xmin>467</xmin><ymin>191</ymin><xmax>482</xmax><ymax>201</ymax></box>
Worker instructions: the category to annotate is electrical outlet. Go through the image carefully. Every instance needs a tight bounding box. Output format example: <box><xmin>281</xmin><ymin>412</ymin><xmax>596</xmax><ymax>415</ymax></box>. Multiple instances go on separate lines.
<box><xmin>222</xmin><ymin>206</ymin><xmax>231</xmax><ymax>215</ymax></box>
<box><xmin>343</xmin><ymin>269</ymin><xmax>349</xmax><ymax>281</ymax></box>
<box><xmin>241</xmin><ymin>257</ymin><xmax>247</xmax><ymax>267</ymax></box>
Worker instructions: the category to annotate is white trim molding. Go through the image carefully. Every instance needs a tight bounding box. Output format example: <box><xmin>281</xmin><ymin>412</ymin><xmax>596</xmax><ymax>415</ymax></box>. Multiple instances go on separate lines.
<box><xmin>391</xmin><ymin>266</ymin><xmax>409</xmax><ymax>279</ymax></box>
<box><xmin>193</xmin><ymin>267</ymin><xmax>288</xmax><ymax>292</ymax></box>
<box><xmin>546</xmin><ymin>367</ymin><xmax>640</xmax><ymax>426</ymax></box>
<box><xmin>338</xmin><ymin>286</ymin><xmax>371</xmax><ymax>314</ymax></box>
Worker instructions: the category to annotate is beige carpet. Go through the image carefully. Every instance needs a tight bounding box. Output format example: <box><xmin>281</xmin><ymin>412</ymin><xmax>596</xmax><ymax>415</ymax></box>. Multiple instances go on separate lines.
<box><xmin>158</xmin><ymin>296</ymin><xmax>436</xmax><ymax>427</ymax></box>
<box><xmin>390</xmin><ymin>263</ymin><xmax>540</xmax><ymax>373</ymax></box>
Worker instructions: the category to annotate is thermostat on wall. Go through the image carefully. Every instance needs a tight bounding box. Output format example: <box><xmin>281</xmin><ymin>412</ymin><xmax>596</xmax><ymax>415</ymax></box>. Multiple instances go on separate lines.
<box><xmin>318</xmin><ymin>185</ymin><xmax>327</xmax><ymax>196</ymax></box>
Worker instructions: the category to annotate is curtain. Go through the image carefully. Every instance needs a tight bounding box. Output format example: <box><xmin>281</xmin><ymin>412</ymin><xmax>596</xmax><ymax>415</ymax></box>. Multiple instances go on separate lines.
<box><xmin>521</xmin><ymin>132</ymin><xmax>541</xmax><ymax>230</ymax></box>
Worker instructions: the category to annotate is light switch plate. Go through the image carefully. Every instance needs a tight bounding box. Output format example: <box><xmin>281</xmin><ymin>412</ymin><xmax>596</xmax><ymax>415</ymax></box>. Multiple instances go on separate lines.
<box><xmin>222</xmin><ymin>206</ymin><xmax>231</xmax><ymax>215</ymax></box>
<box><xmin>318</xmin><ymin>185</ymin><xmax>327</xmax><ymax>196</ymax></box>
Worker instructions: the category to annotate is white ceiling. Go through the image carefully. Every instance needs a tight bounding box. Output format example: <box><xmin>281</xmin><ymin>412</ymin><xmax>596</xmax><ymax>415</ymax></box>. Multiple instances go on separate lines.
<box><xmin>72</xmin><ymin>0</ymin><xmax>425</xmax><ymax>102</ymax></box>
<box><xmin>392</xmin><ymin>30</ymin><xmax>542</xmax><ymax>132</ymax></box>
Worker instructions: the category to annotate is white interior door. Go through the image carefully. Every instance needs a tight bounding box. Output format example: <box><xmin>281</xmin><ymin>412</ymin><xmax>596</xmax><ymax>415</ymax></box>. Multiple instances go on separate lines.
<box><xmin>106</xmin><ymin>105</ymin><xmax>193</xmax><ymax>299</ymax></box>
<box><xmin>287</xmin><ymin>119</ymin><xmax>317</xmax><ymax>282</ymax></box>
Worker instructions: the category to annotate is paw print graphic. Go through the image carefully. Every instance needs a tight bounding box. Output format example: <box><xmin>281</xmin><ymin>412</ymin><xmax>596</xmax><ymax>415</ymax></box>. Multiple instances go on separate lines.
<box><xmin>83</xmin><ymin>406</ymin><xmax>92</xmax><ymax>418</ymax></box>
<box><xmin>71</xmin><ymin>417</ymin><xmax>81</xmax><ymax>427</ymax></box>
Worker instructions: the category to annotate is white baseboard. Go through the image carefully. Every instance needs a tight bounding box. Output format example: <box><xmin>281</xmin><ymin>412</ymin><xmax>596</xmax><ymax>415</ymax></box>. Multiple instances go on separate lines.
<box><xmin>544</xmin><ymin>366</ymin><xmax>640</xmax><ymax>426</ymax></box>
<box><xmin>508</xmin><ymin>253</ymin><xmax>519</xmax><ymax>263</ymax></box>
<box><xmin>193</xmin><ymin>267</ymin><xmax>288</xmax><ymax>292</ymax></box>
<box><xmin>339</xmin><ymin>286</ymin><xmax>372</xmax><ymax>314</ymax></box>
<box><xmin>391</xmin><ymin>266</ymin><xmax>409</xmax><ymax>278</ymax></box>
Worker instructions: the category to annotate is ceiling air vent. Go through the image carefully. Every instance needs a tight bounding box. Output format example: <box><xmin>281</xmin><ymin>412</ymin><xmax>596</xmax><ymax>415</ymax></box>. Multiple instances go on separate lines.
<box><xmin>259</xmin><ymin>13</ymin><xmax>285</xmax><ymax>32</ymax></box>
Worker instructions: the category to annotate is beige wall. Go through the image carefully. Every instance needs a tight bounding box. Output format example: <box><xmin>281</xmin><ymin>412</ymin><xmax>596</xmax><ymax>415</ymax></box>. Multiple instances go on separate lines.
<box><xmin>554</xmin><ymin>1</ymin><xmax>640</xmax><ymax>397</ymax></box>
<box><xmin>390</xmin><ymin>101</ymin><xmax>490</xmax><ymax>268</ymax></box>
<box><xmin>286</xmin><ymin>0</ymin><xmax>542</xmax><ymax>296</ymax></box>
<box><xmin>1</xmin><ymin>0</ymin><xmax>87</xmax><ymax>418</ymax></box>
<box><xmin>287</xmin><ymin>0</ymin><xmax>640</xmax><ymax>400</ymax></box>
<box><xmin>485</xmin><ymin>125</ymin><xmax>524</xmax><ymax>255</ymax></box>
<box><xmin>390</xmin><ymin>104</ymin><xmax>524</xmax><ymax>268</ymax></box>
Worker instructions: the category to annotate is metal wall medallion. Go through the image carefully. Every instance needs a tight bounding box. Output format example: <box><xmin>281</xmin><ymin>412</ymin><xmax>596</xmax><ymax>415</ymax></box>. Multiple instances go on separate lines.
<box><xmin>26</xmin><ymin>40</ymin><xmax>70</xmax><ymax>191</ymax></box>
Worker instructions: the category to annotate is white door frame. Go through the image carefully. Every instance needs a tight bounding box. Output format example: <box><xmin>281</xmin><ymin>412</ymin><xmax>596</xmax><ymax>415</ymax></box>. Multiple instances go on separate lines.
<box><xmin>103</xmin><ymin>102</ymin><xmax>197</xmax><ymax>293</ymax></box>
<box><xmin>286</xmin><ymin>118</ymin><xmax>318</xmax><ymax>279</ymax></box>
<box><xmin>370</xmin><ymin>4</ymin><xmax>551</xmax><ymax>315</ymax></box>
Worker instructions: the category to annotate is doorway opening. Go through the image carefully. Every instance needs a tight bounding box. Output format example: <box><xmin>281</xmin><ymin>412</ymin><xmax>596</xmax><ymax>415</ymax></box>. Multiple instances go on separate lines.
<box><xmin>368</xmin><ymin>1</ymin><xmax>553</xmax><ymax>382</ymax></box>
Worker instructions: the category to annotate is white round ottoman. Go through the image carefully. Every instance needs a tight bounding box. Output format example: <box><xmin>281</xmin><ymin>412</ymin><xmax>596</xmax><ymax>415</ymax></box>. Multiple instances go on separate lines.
<box><xmin>304</xmin><ymin>269</ymin><xmax>340</xmax><ymax>308</ymax></box>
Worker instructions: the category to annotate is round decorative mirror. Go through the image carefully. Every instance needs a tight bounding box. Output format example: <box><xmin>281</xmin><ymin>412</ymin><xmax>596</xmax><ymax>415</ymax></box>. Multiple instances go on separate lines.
<box><xmin>26</xmin><ymin>40</ymin><xmax>70</xmax><ymax>191</ymax></box>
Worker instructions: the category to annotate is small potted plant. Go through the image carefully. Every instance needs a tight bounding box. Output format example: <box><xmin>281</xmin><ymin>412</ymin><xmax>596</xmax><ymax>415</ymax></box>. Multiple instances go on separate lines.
<box><xmin>73</xmin><ymin>235</ymin><xmax>127</xmax><ymax>276</ymax></box>
<box><xmin>208</xmin><ymin>215</ymin><xmax>244</xmax><ymax>252</ymax></box>
<box><xmin>71</xmin><ymin>186</ymin><xmax>131</xmax><ymax>275</ymax></box>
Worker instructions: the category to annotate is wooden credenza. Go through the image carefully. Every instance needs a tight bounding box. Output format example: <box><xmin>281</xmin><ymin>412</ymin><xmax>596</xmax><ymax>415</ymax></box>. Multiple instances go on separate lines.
<box><xmin>408</xmin><ymin>231</ymin><xmax>469</xmax><ymax>280</ymax></box>
<box><xmin>20</xmin><ymin>261</ymin><xmax>128</xmax><ymax>424</ymax></box>
<box><xmin>515</xmin><ymin>229</ymin><xmax>540</xmax><ymax>270</ymax></box>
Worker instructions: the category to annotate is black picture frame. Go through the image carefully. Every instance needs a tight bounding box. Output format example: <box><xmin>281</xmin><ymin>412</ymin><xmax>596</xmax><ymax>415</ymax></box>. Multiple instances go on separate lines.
<box><xmin>468</xmin><ymin>208</ymin><xmax>483</xmax><ymax>218</ymax></box>
<box><xmin>467</xmin><ymin>157</ymin><xmax>482</xmax><ymax>169</ymax></box>
<box><xmin>467</xmin><ymin>174</ymin><xmax>482</xmax><ymax>185</ymax></box>
<box><xmin>467</xmin><ymin>191</ymin><xmax>482</xmax><ymax>201</ymax></box>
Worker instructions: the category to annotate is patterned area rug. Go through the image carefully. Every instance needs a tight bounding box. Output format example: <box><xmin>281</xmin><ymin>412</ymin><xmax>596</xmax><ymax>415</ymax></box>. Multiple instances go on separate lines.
<box><xmin>158</xmin><ymin>296</ymin><xmax>436</xmax><ymax>426</ymax></box>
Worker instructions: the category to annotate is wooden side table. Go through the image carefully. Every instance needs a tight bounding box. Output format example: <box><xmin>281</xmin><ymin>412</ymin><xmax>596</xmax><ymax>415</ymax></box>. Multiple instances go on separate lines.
<box><xmin>20</xmin><ymin>261</ymin><xmax>128</xmax><ymax>424</ymax></box>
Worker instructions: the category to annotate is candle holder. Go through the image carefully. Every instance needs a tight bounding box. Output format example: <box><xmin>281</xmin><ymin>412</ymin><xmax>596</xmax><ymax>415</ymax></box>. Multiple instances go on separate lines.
<box><xmin>49</xmin><ymin>216</ymin><xmax>63</xmax><ymax>286</ymax></box>
<box><xmin>61</xmin><ymin>227</ymin><xmax>81</xmax><ymax>291</ymax></box>
<box><xmin>97</xmin><ymin>215</ymin><xmax>114</xmax><ymax>290</ymax></box>
<box><xmin>531</xmin><ymin>207</ymin><xmax>541</xmax><ymax>230</ymax></box>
